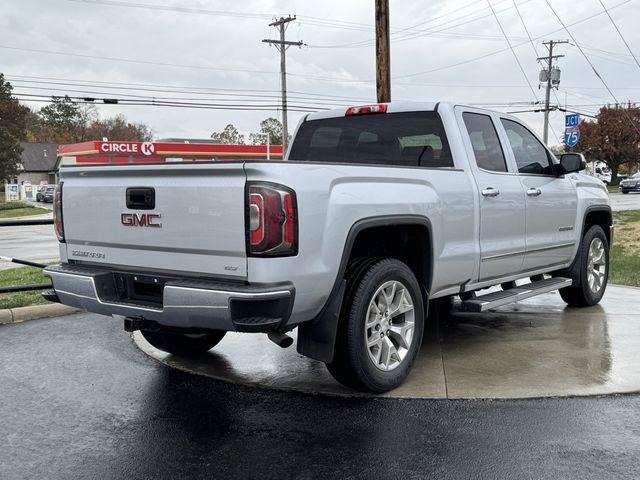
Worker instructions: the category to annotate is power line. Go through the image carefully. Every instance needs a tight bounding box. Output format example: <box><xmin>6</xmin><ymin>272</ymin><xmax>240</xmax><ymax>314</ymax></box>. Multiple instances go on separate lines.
<box><xmin>596</xmin><ymin>0</ymin><xmax>640</xmax><ymax>71</ymax></box>
<box><xmin>310</xmin><ymin>0</ymin><xmax>533</xmax><ymax>49</ymax></box>
<box><xmin>394</xmin><ymin>0</ymin><xmax>632</xmax><ymax>79</ymax></box>
<box><xmin>4</xmin><ymin>74</ymin><xmax>373</xmax><ymax>102</ymax></box>
<box><xmin>67</xmin><ymin>0</ymin><xmax>273</xmax><ymax>20</ymax></box>
<box><xmin>575</xmin><ymin>45</ymin><xmax>639</xmax><ymax>67</ymax></box>
<box><xmin>69</xmin><ymin>0</ymin><xmax>492</xmax><ymax>37</ymax></box>
<box><xmin>6</xmin><ymin>1</ymin><xmax>630</xmax><ymax>89</ymax></box>
<box><xmin>543</xmin><ymin>0</ymin><xmax>640</xmax><ymax>137</ymax></box>
<box><xmin>10</xmin><ymin>85</ymin><xmax>351</xmax><ymax>109</ymax></box>
<box><xmin>12</xmin><ymin>93</ymin><xmax>326</xmax><ymax>112</ymax></box>
<box><xmin>8</xmin><ymin>82</ymin><xmax>359</xmax><ymax>106</ymax></box>
<box><xmin>386</xmin><ymin>0</ymin><xmax>535</xmax><ymax>46</ymax></box>
<box><xmin>511</xmin><ymin>0</ymin><xmax>563</xmax><ymax>142</ymax></box>
<box><xmin>0</xmin><ymin>45</ymin><xmax>278</xmax><ymax>76</ymax></box>
<box><xmin>485</xmin><ymin>0</ymin><xmax>539</xmax><ymax>101</ymax></box>
<box><xmin>8</xmin><ymin>73</ymin><xmax>590</xmax><ymax>91</ymax></box>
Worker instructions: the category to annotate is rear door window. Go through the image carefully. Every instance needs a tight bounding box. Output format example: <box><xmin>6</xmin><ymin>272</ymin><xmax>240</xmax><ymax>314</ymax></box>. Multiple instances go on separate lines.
<box><xmin>288</xmin><ymin>111</ymin><xmax>453</xmax><ymax>168</ymax></box>
<box><xmin>462</xmin><ymin>113</ymin><xmax>507</xmax><ymax>173</ymax></box>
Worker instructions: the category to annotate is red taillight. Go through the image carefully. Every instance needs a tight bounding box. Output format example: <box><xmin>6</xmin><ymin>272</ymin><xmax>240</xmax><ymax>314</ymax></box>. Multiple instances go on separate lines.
<box><xmin>53</xmin><ymin>182</ymin><xmax>64</xmax><ymax>242</ymax></box>
<box><xmin>247</xmin><ymin>183</ymin><xmax>297</xmax><ymax>256</ymax></box>
<box><xmin>283</xmin><ymin>193</ymin><xmax>295</xmax><ymax>244</ymax></box>
<box><xmin>345</xmin><ymin>104</ymin><xmax>388</xmax><ymax>116</ymax></box>
<box><xmin>249</xmin><ymin>193</ymin><xmax>265</xmax><ymax>245</ymax></box>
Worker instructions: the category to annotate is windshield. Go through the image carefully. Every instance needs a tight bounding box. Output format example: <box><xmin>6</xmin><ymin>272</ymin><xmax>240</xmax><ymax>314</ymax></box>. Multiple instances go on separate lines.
<box><xmin>288</xmin><ymin>111</ymin><xmax>453</xmax><ymax>168</ymax></box>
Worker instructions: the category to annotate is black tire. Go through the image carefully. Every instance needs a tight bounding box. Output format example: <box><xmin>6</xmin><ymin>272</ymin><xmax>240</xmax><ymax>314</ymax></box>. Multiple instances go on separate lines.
<box><xmin>326</xmin><ymin>258</ymin><xmax>425</xmax><ymax>393</ymax></box>
<box><xmin>140</xmin><ymin>330</ymin><xmax>226</xmax><ymax>356</ymax></box>
<box><xmin>622</xmin><ymin>191</ymin><xmax>629</xmax><ymax>194</ymax></box>
<box><xmin>558</xmin><ymin>225</ymin><xmax>609</xmax><ymax>307</ymax></box>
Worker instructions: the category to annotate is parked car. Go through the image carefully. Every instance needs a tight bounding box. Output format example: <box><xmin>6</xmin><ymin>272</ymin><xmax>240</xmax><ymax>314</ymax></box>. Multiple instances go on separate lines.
<box><xmin>42</xmin><ymin>185</ymin><xmax>56</xmax><ymax>203</ymax></box>
<box><xmin>35</xmin><ymin>185</ymin><xmax>48</xmax><ymax>202</ymax></box>
<box><xmin>44</xmin><ymin>102</ymin><xmax>612</xmax><ymax>393</ymax></box>
<box><xmin>620</xmin><ymin>172</ymin><xmax>640</xmax><ymax>194</ymax></box>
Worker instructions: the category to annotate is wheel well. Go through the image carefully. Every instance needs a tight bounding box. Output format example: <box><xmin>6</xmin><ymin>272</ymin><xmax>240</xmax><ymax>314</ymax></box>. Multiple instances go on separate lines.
<box><xmin>346</xmin><ymin>224</ymin><xmax>431</xmax><ymax>293</ymax></box>
<box><xmin>584</xmin><ymin>209</ymin><xmax>612</xmax><ymax>245</ymax></box>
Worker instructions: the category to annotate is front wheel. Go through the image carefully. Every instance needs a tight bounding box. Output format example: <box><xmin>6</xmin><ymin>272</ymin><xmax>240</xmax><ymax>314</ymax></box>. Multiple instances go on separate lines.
<box><xmin>140</xmin><ymin>330</ymin><xmax>226</xmax><ymax>356</ymax></box>
<box><xmin>559</xmin><ymin>225</ymin><xmax>609</xmax><ymax>307</ymax></box>
<box><xmin>326</xmin><ymin>258</ymin><xmax>424</xmax><ymax>393</ymax></box>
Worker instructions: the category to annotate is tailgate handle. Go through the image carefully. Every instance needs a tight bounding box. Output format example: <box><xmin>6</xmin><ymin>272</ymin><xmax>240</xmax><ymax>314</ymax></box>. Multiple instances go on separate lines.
<box><xmin>126</xmin><ymin>188</ymin><xmax>155</xmax><ymax>210</ymax></box>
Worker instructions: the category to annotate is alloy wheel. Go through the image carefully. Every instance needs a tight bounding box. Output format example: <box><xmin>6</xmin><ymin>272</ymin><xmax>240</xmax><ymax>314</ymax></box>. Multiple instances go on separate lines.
<box><xmin>365</xmin><ymin>280</ymin><xmax>415</xmax><ymax>371</ymax></box>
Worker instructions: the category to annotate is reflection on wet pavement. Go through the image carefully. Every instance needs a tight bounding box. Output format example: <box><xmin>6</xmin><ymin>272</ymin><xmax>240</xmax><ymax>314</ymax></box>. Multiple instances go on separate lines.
<box><xmin>135</xmin><ymin>285</ymin><xmax>640</xmax><ymax>399</ymax></box>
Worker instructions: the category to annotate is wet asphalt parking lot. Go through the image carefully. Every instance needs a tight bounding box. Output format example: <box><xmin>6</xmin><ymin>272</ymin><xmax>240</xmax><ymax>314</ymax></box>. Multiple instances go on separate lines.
<box><xmin>1</xmin><ymin>313</ymin><xmax>639</xmax><ymax>479</ymax></box>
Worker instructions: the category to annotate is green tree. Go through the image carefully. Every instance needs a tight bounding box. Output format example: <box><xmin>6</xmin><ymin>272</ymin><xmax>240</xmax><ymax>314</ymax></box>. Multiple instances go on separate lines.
<box><xmin>38</xmin><ymin>95</ymin><xmax>81</xmax><ymax>143</ymax></box>
<box><xmin>576</xmin><ymin>104</ymin><xmax>640</xmax><ymax>185</ymax></box>
<box><xmin>249</xmin><ymin>117</ymin><xmax>283</xmax><ymax>145</ymax></box>
<box><xmin>211</xmin><ymin>124</ymin><xmax>245</xmax><ymax>144</ymax></box>
<box><xmin>0</xmin><ymin>73</ymin><xmax>30</xmax><ymax>180</ymax></box>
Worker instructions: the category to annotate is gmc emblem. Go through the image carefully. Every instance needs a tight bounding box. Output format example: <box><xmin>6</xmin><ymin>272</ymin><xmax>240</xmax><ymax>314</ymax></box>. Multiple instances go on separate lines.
<box><xmin>121</xmin><ymin>213</ymin><xmax>162</xmax><ymax>228</ymax></box>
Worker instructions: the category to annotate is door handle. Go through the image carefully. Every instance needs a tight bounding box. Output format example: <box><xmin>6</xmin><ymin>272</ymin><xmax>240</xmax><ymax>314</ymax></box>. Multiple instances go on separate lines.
<box><xmin>481</xmin><ymin>187</ymin><xmax>500</xmax><ymax>197</ymax></box>
<box><xmin>526</xmin><ymin>188</ymin><xmax>542</xmax><ymax>197</ymax></box>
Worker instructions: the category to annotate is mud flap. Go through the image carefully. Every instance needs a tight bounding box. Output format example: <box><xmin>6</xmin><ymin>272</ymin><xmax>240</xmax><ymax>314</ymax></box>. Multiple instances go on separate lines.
<box><xmin>296</xmin><ymin>280</ymin><xmax>346</xmax><ymax>363</ymax></box>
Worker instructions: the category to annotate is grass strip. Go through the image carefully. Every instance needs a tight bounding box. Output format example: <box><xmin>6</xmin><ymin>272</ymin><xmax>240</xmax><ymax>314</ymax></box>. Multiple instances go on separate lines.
<box><xmin>0</xmin><ymin>265</ymin><xmax>52</xmax><ymax>309</ymax></box>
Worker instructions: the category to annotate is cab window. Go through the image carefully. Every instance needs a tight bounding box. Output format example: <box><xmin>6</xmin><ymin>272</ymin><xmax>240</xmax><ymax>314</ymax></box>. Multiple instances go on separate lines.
<box><xmin>462</xmin><ymin>113</ymin><xmax>507</xmax><ymax>173</ymax></box>
<box><xmin>288</xmin><ymin>111</ymin><xmax>453</xmax><ymax>168</ymax></box>
<box><xmin>501</xmin><ymin>119</ymin><xmax>554</xmax><ymax>175</ymax></box>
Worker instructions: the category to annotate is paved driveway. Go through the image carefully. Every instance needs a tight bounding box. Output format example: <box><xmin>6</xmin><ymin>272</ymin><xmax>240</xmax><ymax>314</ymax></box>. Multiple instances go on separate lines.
<box><xmin>1</xmin><ymin>313</ymin><xmax>639</xmax><ymax>480</ymax></box>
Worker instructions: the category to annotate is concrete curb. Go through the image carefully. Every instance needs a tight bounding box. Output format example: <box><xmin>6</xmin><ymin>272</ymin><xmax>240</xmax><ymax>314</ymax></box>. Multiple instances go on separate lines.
<box><xmin>0</xmin><ymin>304</ymin><xmax>81</xmax><ymax>325</ymax></box>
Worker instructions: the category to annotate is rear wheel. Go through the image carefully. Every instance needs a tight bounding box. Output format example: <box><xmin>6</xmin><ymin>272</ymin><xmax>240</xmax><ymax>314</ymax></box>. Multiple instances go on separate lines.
<box><xmin>326</xmin><ymin>258</ymin><xmax>424</xmax><ymax>393</ymax></box>
<box><xmin>558</xmin><ymin>225</ymin><xmax>609</xmax><ymax>307</ymax></box>
<box><xmin>140</xmin><ymin>330</ymin><xmax>226</xmax><ymax>356</ymax></box>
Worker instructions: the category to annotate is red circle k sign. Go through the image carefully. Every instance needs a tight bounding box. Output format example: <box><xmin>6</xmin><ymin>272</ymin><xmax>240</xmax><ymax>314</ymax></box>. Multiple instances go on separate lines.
<box><xmin>141</xmin><ymin>142</ymin><xmax>155</xmax><ymax>156</ymax></box>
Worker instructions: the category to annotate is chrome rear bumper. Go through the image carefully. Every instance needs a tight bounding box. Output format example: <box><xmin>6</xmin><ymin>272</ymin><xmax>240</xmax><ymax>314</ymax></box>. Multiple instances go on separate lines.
<box><xmin>44</xmin><ymin>264</ymin><xmax>294</xmax><ymax>332</ymax></box>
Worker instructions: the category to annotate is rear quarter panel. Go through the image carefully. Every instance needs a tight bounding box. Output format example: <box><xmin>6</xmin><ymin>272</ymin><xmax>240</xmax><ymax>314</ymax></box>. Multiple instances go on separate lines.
<box><xmin>245</xmin><ymin>162</ymin><xmax>477</xmax><ymax>324</ymax></box>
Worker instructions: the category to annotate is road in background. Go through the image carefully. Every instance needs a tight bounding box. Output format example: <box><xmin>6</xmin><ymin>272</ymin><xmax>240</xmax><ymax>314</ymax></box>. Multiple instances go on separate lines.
<box><xmin>1</xmin><ymin>313</ymin><xmax>639</xmax><ymax>480</ymax></box>
<box><xmin>0</xmin><ymin>223</ymin><xmax>58</xmax><ymax>270</ymax></box>
<box><xmin>609</xmin><ymin>192</ymin><xmax>640</xmax><ymax>211</ymax></box>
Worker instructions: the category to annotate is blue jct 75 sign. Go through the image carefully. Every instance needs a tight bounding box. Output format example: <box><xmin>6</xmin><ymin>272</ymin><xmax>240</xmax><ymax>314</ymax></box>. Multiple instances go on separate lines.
<box><xmin>565</xmin><ymin>114</ymin><xmax>580</xmax><ymax>148</ymax></box>
<box><xmin>565</xmin><ymin>114</ymin><xmax>580</xmax><ymax>128</ymax></box>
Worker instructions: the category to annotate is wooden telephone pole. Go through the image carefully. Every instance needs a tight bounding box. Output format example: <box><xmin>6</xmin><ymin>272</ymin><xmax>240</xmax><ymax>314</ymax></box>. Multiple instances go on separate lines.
<box><xmin>375</xmin><ymin>0</ymin><xmax>391</xmax><ymax>103</ymax></box>
<box><xmin>263</xmin><ymin>16</ymin><xmax>303</xmax><ymax>153</ymax></box>
<box><xmin>538</xmin><ymin>40</ymin><xmax>568</xmax><ymax>144</ymax></box>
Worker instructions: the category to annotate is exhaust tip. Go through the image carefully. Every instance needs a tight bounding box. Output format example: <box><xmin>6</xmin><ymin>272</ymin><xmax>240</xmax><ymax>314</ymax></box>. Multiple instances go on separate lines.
<box><xmin>267</xmin><ymin>332</ymin><xmax>294</xmax><ymax>349</ymax></box>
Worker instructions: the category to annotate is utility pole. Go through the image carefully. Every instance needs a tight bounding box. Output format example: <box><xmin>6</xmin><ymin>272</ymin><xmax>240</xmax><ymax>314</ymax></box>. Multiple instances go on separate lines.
<box><xmin>375</xmin><ymin>0</ymin><xmax>391</xmax><ymax>103</ymax></box>
<box><xmin>538</xmin><ymin>39</ymin><xmax>568</xmax><ymax>144</ymax></box>
<box><xmin>263</xmin><ymin>16</ymin><xmax>303</xmax><ymax>154</ymax></box>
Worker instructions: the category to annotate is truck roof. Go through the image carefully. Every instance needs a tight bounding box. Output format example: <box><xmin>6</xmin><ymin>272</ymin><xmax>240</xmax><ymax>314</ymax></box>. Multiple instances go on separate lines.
<box><xmin>304</xmin><ymin>101</ymin><xmax>506</xmax><ymax>122</ymax></box>
<box><xmin>306</xmin><ymin>101</ymin><xmax>438</xmax><ymax>121</ymax></box>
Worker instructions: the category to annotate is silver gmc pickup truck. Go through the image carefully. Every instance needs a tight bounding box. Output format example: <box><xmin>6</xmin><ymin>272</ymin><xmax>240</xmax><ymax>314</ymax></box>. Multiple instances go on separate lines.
<box><xmin>44</xmin><ymin>102</ymin><xmax>612</xmax><ymax>392</ymax></box>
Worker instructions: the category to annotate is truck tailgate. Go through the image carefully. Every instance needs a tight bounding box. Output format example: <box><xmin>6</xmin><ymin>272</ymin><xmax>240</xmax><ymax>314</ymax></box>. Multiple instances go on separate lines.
<box><xmin>60</xmin><ymin>163</ymin><xmax>247</xmax><ymax>278</ymax></box>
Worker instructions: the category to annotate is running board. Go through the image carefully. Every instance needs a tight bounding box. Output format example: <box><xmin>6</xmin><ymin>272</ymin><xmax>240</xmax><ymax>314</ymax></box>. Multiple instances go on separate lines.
<box><xmin>460</xmin><ymin>277</ymin><xmax>572</xmax><ymax>312</ymax></box>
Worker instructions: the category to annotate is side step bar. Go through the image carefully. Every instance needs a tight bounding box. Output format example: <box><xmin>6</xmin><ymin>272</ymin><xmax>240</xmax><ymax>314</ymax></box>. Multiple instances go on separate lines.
<box><xmin>460</xmin><ymin>277</ymin><xmax>572</xmax><ymax>313</ymax></box>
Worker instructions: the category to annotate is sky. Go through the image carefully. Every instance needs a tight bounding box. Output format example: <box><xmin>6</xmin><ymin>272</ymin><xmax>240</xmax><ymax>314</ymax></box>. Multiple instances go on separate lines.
<box><xmin>1</xmin><ymin>0</ymin><xmax>639</xmax><ymax>146</ymax></box>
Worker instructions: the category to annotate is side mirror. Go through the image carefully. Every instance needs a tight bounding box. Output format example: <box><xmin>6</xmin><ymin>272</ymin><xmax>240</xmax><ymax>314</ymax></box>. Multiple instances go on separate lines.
<box><xmin>559</xmin><ymin>153</ymin><xmax>586</xmax><ymax>174</ymax></box>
